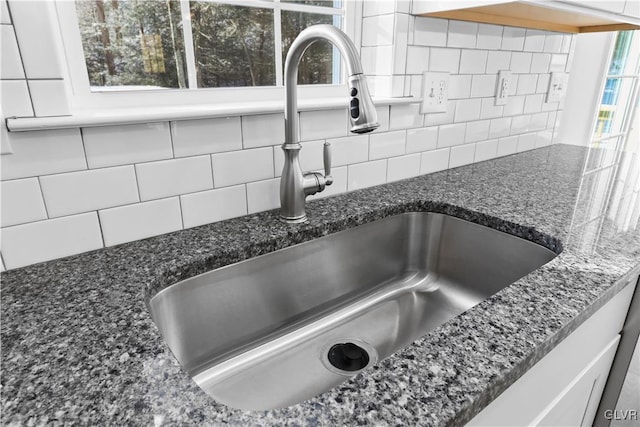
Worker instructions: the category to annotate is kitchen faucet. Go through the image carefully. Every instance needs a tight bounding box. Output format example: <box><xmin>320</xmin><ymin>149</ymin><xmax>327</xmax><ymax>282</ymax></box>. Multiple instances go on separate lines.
<box><xmin>280</xmin><ymin>25</ymin><xmax>379</xmax><ymax>223</ymax></box>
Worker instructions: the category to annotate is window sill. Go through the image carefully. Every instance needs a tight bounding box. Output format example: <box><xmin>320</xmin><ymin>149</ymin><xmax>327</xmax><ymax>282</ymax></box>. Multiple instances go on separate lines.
<box><xmin>6</xmin><ymin>97</ymin><xmax>421</xmax><ymax>132</ymax></box>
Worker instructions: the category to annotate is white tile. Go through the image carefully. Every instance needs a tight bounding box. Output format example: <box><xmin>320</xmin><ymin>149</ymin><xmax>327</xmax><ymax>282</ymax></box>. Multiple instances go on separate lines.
<box><xmin>242</xmin><ymin>113</ymin><xmax>284</xmax><ymax>149</ymax></box>
<box><xmin>530</xmin><ymin>53</ymin><xmax>551</xmax><ymax>73</ymax></box>
<box><xmin>535</xmin><ymin>130</ymin><xmax>554</xmax><ymax>148</ymax></box>
<box><xmin>537</xmin><ymin>74</ymin><xmax>551</xmax><ymax>94</ymax></box>
<box><xmin>524</xmin><ymin>94</ymin><xmax>544</xmax><ymax>114</ymax></box>
<box><xmin>449</xmin><ymin>144</ymin><xmax>476</xmax><ymax>168</ymax></box>
<box><xmin>516</xmin><ymin>133</ymin><xmax>537</xmax><ymax>152</ymax></box>
<box><xmin>406</xmin><ymin>127</ymin><xmax>438</xmax><ymax>153</ymax></box>
<box><xmin>362</xmin><ymin>14</ymin><xmax>394</xmax><ymax>46</ymax></box>
<box><xmin>542</xmin><ymin>100</ymin><xmax>560</xmax><ymax>112</ymax></box>
<box><xmin>459</xmin><ymin>49</ymin><xmax>488</xmax><ymax>74</ymax></box>
<box><xmin>387</xmin><ymin>154</ymin><xmax>421</xmax><ymax>182</ymax></box>
<box><xmin>480</xmin><ymin>98</ymin><xmax>503</xmax><ymax>119</ymax></box>
<box><xmin>561</xmin><ymin>35</ymin><xmax>573</xmax><ymax>53</ymax></box>
<box><xmin>470</xmin><ymin>74</ymin><xmax>497</xmax><ymax>98</ymax></box>
<box><xmin>503</xmin><ymin>95</ymin><xmax>526</xmax><ymax>116</ymax></box>
<box><xmin>1</xmin><ymin>80</ymin><xmax>32</xmax><ymax>117</ymax></box>
<box><xmin>489</xmin><ymin>117</ymin><xmax>512</xmax><ymax>139</ymax></box>
<box><xmin>393</xmin><ymin>13</ymin><xmax>410</xmax><ymax>75</ymax></box>
<box><xmin>475</xmin><ymin>139</ymin><xmax>498</xmax><ymax>162</ymax></box>
<box><xmin>327</xmin><ymin>134</ymin><xmax>369</xmax><ymax>166</ymax></box>
<box><xmin>547</xmin><ymin>111</ymin><xmax>558</xmax><ymax>129</ymax></box>
<box><xmin>437</xmin><ymin>123</ymin><xmax>466</xmax><ymax>148</ymax></box>
<box><xmin>347</xmin><ymin>160</ymin><xmax>387</xmax><ymax>191</ymax></box>
<box><xmin>1</xmin><ymin>25</ymin><xmax>24</xmax><ymax>78</ymax></box>
<box><xmin>496</xmin><ymin>136</ymin><xmax>518</xmax><ymax>157</ymax></box>
<box><xmin>1</xmin><ymin>0</ymin><xmax>10</xmax><ymax>24</ymax></box>
<box><xmin>485</xmin><ymin>51</ymin><xmax>511</xmax><ymax>74</ymax></box>
<box><xmin>246</xmin><ymin>178</ymin><xmax>280</xmax><ymax>214</ymax></box>
<box><xmin>1</xmin><ymin>129</ymin><xmax>86</xmax><ymax>180</ymax></box>
<box><xmin>501</xmin><ymin>27</ymin><xmax>526</xmax><ymax>51</ymax></box>
<box><xmin>510</xmin><ymin>115</ymin><xmax>531</xmax><ymax>134</ymax></box>
<box><xmin>136</xmin><ymin>156</ymin><xmax>213</xmax><ymax>201</ymax></box>
<box><xmin>40</xmin><ymin>166</ymin><xmax>139</xmax><ymax>218</ymax></box>
<box><xmin>99</xmin><ymin>198</ymin><xmax>182</xmax><ymax>247</ymax></box>
<box><xmin>464</xmin><ymin>120</ymin><xmax>490</xmax><ymax>143</ymax></box>
<box><xmin>389</xmin><ymin>104</ymin><xmax>423</xmax><ymax>130</ymax></box>
<box><xmin>299</xmin><ymin>109</ymin><xmax>348</xmax><ymax>141</ymax></box>
<box><xmin>523</xmin><ymin>30</ymin><xmax>546</xmax><ymax>52</ymax></box>
<box><xmin>9</xmin><ymin>0</ymin><xmax>64</xmax><ymax>79</ymax></box>
<box><xmin>307</xmin><ymin>166</ymin><xmax>347</xmax><ymax>201</ymax></box>
<box><xmin>375</xmin><ymin>105</ymin><xmax>390</xmax><ymax>132</ymax></box>
<box><xmin>369</xmin><ymin>130</ymin><xmax>406</xmax><ymax>160</ymax></box>
<box><xmin>413</xmin><ymin>17</ymin><xmax>448</xmax><ymax>47</ymax></box>
<box><xmin>395</xmin><ymin>0</ymin><xmax>411</xmax><ymax>14</ymax></box>
<box><xmin>529</xmin><ymin>112</ymin><xmax>548</xmax><ymax>131</ymax></box>
<box><xmin>363</xmin><ymin>0</ymin><xmax>395</xmax><ymax>16</ymax></box>
<box><xmin>274</xmin><ymin>140</ymin><xmax>324</xmax><ymax>176</ymax></box>
<box><xmin>0</xmin><ymin>178</ymin><xmax>47</xmax><ymax>227</ymax></box>
<box><xmin>181</xmin><ymin>185</ymin><xmax>247</xmax><ymax>229</ymax></box>
<box><xmin>212</xmin><ymin>147</ymin><xmax>273</xmax><ymax>188</ymax></box>
<box><xmin>362</xmin><ymin>45</ymin><xmax>394</xmax><ymax>75</ymax></box>
<box><xmin>477</xmin><ymin>24</ymin><xmax>503</xmax><ymax>50</ymax></box>
<box><xmin>406</xmin><ymin>46</ymin><xmax>429</xmax><ymax>75</ymax></box>
<box><xmin>429</xmin><ymin>48</ymin><xmax>460</xmax><ymax>73</ymax></box>
<box><xmin>516</xmin><ymin>74</ymin><xmax>538</xmax><ymax>95</ymax></box>
<box><xmin>447</xmin><ymin>21</ymin><xmax>477</xmax><ymax>48</ymax></box>
<box><xmin>420</xmin><ymin>148</ymin><xmax>450</xmax><ymax>174</ymax></box>
<box><xmin>510</xmin><ymin>52</ymin><xmax>532</xmax><ymax>73</ymax></box>
<box><xmin>543</xmin><ymin>34</ymin><xmax>563</xmax><ymax>53</ymax></box>
<box><xmin>454</xmin><ymin>98</ymin><xmax>481</xmax><ymax>122</ymax></box>
<box><xmin>424</xmin><ymin>100</ymin><xmax>456</xmax><ymax>126</ymax></box>
<box><xmin>449</xmin><ymin>75</ymin><xmax>472</xmax><ymax>99</ymax></box>
<box><xmin>83</xmin><ymin>123</ymin><xmax>172</xmax><ymax>169</ymax></box>
<box><xmin>172</xmin><ymin>117</ymin><xmax>242</xmax><ymax>157</ymax></box>
<box><xmin>0</xmin><ymin>212</ymin><xmax>103</xmax><ymax>269</ymax></box>
<box><xmin>550</xmin><ymin>54</ymin><xmax>568</xmax><ymax>72</ymax></box>
<box><xmin>368</xmin><ymin>75</ymin><xmax>393</xmax><ymax>97</ymax></box>
<box><xmin>28</xmin><ymin>80</ymin><xmax>70</xmax><ymax>116</ymax></box>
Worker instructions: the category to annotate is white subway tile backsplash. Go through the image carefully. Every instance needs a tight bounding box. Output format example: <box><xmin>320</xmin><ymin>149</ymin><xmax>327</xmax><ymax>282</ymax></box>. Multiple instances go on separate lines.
<box><xmin>523</xmin><ymin>30</ymin><xmax>546</xmax><ymax>52</ymax></box>
<box><xmin>328</xmin><ymin>135</ymin><xmax>369</xmax><ymax>166</ymax></box>
<box><xmin>406</xmin><ymin>127</ymin><xmax>438</xmax><ymax>153</ymax></box>
<box><xmin>1</xmin><ymin>0</ymin><xmax>10</xmax><ymax>24</ymax></box>
<box><xmin>448</xmin><ymin>21</ymin><xmax>478</xmax><ymax>48</ymax></box>
<box><xmin>530</xmin><ymin>53</ymin><xmax>551</xmax><ymax>73</ymax></box>
<box><xmin>480</xmin><ymin>98</ymin><xmax>504</xmax><ymax>119</ymax></box>
<box><xmin>212</xmin><ymin>147</ymin><xmax>273</xmax><ymax>188</ymax></box>
<box><xmin>242</xmin><ymin>114</ymin><xmax>285</xmax><ymax>148</ymax></box>
<box><xmin>501</xmin><ymin>27</ymin><xmax>526</xmax><ymax>51</ymax></box>
<box><xmin>511</xmin><ymin>115</ymin><xmax>531</xmax><ymax>134</ymax></box>
<box><xmin>510</xmin><ymin>52</ymin><xmax>532</xmax><ymax>73</ymax></box>
<box><xmin>530</xmin><ymin>112</ymin><xmax>549</xmax><ymax>131</ymax></box>
<box><xmin>464</xmin><ymin>120</ymin><xmax>490</xmax><ymax>143</ymax></box>
<box><xmin>1</xmin><ymin>129</ymin><xmax>86</xmax><ymax>180</ymax></box>
<box><xmin>485</xmin><ymin>50</ymin><xmax>511</xmax><ymax>74</ymax></box>
<box><xmin>542</xmin><ymin>101</ymin><xmax>560</xmax><ymax>112</ymax></box>
<box><xmin>28</xmin><ymin>80</ymin><xmax>70</xmax><ymax>117</ymax></box>
<box><xmin>362</xmin><ymin>45</ymin><xmax>394</xmax><ymax>75</ymax></box>
<box><xmin>475</xmin><ymin>139</ymin><xmax>499</xmax><ymax>162</ymax></box>
<box><xmin>136</xmin><ymin>156</ymin><xmax>213</xmax><ymax>201</ymax></box>
<box><xmin>547</xmin><ymin>111</ymin><xmax>558</xmax><ymax>129</ymax></box>
<box><xmin>489</xmin><ymin>117</ymin><xmax>512</xmax><ymax>139</ymax></box>
<box><xmin>299</xmin><ymin>109</ymin><xmax>348</xmax><ymax>141</ymax></box>
<box><xmin>437</xmin><ymin>123</ymin><xmax>466</xmax><ymax>147</ymax></box>
<box><xmin>459</xmin><ymin>49</ymin><xmax>488</xmax><ymax>74</ymax></box>
<box><xmin>550</xmin><ymin>54</ymin><xmax>568</xmax><ymax>72</ymax></box>
<box><xmin>535</xmin><ymin>130</ymin><xmax>554</xmax><ymax>148</ymax></box>
<box><xmin>376</xmin><ymin>105</ymin><xmax>390</xmax><ymax>132</ymax></box>
<box><xmin>413</xmin><ymin>17</ymin><xmax>447</xmax><ymax>47</ymax></box>
<box><xmin>99</xmin><ymin>197</ymin><xmax>182</xmax><ymax>247</ymax></box>
<box><xmin>1</xmin><ymin>25</ymin><xmax>24</xmax><ymax>79</ymax></box>
<box><xmin>543</xmin><ymin>34</ymin><xmax>563</xmax><ymax>53</ymax></box>
<box><xmin>420</xmin><ymin>148</ymin><xmax>449</xmax><ymax>174</ymax></box>
<box><xmin>389</xmin><ymin>104</ymin><xmax>423</xmax><ymax>130</ymax></box>
<box><xmin>369</xmin><ymin>130</ymin><xmax>406</xmax><ymax>160</ymax></box>
<box><xmin>424</xmin><ymin>100</ymin><xmax>456</xmax><ymax>126</ymax></box>
<box><xmin>536</xmin><ymin>74</ymin><xmax>551</xmax><ymax>94</ymax></box>
<box><xmin>476</xmin><ymin>24</ymin><xmax>503</xmax><ymax>50</ymax></box>
<box><xmin>470</xmin><ymin>74</ymin><xmax>497</xmax><ymax>98</ymax></box>
<box><xmin>524</xmin><ymin>94</ymin><xmax>544</xmax><ymax>114</ymax></box>
<box><xmin>561</xmin><ymin>35</ymin><xmax>573</xmax><ymax>53</ymax></box>
<box><xmin>274</xmin><ymin>140</ymin><xmax>324</xmax><ymax>176</ymax></box>
<box><xmin>516</xmin><ymin>74</ymin><xmax>538</xmax><ymax>95</ymax></box>
<box><xmin>516</xmin><ymin>133</ymin><xmax>537</xmax><ymax>152</ymax></box>
<box><xmin>83</xmin><ymin>123</ymin><xmax>172</xmax><ymax>169</ymax></box>
<box><xmin>40</xmin><ymin>166</ymin><xmax>139</xmax><ymax>218</ymax></box>
<box><xmin>450</xmin><ymin>144</ymin><xmax>476</xmax><ymax>168</ymax></box>
<box><xmin>394</xmin><ymin>13</ymin><xmax>410</xmax><ymax>75</ymax></box>
<box><xmin>362</xmin><ymin>14</ymin><xmax>394</xmax><ymax>46</ymax></box>
<box><xmin>363</xmin><ymin>0</ymin><xmax>395</xmax><ymax>17</ymax></box>
<box><xmin>504</xmin><ymin>95</ymin><xmax>526</xmax><ymax>116</ymax></box>
<box><xmin>454</xmin><ymin>98</ymin><xmax>481</xmax><ymax>122</ymax></box>
<box><xmin>0</xmin><ymin>212</ymin><xmax>103</xmax><ymax>269</ymax></box>
<box><xmin>387</xmin><ymin>154</ymin><xmax>421</xmax><ymax>182</ymax></box>
<box><xmin>449</xmin><ymin>75</ymin><xmax>472</xmax><ymax>99</ymax></box>
<box><xmin>406</xmin><ymin>46</ymin><xmax>429</xmax><ymax>75</ymax></box>
<box><xmin>172</xmin><ymin>117</ymin><xmax>242</xmax><ymax>157</ymax></box>
<box><xmin>181</xmin><ymin>185</ymin><xmax>247</xmax><ymax>229</ymax></box>
<box><xmin>430</xmin><ymin>48</ymin><xmax>460</xmax><ymax>73</ymax></box>
<box><xmin>1</xmin><ymin>178</ymin><xmax>47</xmax><ymax>227</ymax></box>
<box><xmin>497</xmin><ymin>136</ymin><xmax>518</xmax><ymax>156</ymax></box>
<box><xmin>348</xmin><ymin>160</ymin><xmax>387</xmax><ymax>191</ymax></box>
<box><xmin>246</xmin><ymin>178</ymin><xmax>280</xmax><ymax>214</ymax></box>
<box><xmin>1</xmin><ymin>80</ymin><xmax>32</xmax><ymax>118</ymax></box>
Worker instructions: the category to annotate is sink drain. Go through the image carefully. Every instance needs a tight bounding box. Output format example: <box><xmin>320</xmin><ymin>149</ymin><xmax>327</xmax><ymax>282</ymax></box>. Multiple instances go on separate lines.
<box><xmin>322</xmin><ymin>339</ymin><xmax>377</xmax><ymax>375</ymax></box>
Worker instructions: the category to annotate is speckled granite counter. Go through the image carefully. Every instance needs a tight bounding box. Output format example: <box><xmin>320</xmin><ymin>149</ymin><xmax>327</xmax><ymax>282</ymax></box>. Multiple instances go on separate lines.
<box><xmin>2</xmin><ymin>144</ymin><xmax>639</xmax><ymax>426</ymax></box>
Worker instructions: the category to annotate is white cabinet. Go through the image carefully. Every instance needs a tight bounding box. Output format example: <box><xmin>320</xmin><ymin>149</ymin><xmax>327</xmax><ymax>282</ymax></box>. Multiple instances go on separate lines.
<box><xmin>467</xmin><ymin>280</ymin><xmax>636</xmax><ymax>427</ymax></box>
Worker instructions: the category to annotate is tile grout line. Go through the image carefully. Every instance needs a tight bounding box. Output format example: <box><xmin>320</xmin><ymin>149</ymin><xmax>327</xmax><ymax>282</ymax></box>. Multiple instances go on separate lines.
<box><xmin>95</xmin><ymin>209</ymin><xmax>106</xmax><ymax>248</ymax></box>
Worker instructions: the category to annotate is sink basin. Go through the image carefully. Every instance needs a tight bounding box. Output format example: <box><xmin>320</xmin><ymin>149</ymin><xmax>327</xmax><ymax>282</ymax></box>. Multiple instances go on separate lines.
<box><xmin>148</xmin><ymin>212</ymin><xmax>556</xmax><ymax>410</ymax></box>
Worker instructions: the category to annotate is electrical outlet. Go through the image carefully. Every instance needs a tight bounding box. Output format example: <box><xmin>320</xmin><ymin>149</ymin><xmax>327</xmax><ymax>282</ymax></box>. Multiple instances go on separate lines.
<box><xmin>421</xmin><ymin>72</ymin><xmax>449</xmax><ymax>114</ymax></box>
<box><xmin>546</xmin><ymin>72</ymin><xmax>567</xmax><ymax>103</ymax></box>
<box><xmin>495</xmin><ymin>70</ymin><xmax>512</xmax><ymax>106</ymax></box>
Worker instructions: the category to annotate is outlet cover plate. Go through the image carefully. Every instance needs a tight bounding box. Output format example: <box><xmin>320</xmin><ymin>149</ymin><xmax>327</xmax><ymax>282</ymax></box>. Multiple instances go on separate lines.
<box><xmin>421</xmin><ymin>72</ymin><xmax>449</xmax><ymax>114</ymax></box>
<box><xmin>495</xmin><ymin>70</ymin><xmax>512</xmax><ymax>106</ymax></box>
<box><xmin>546</xmin><ymin>72</ymin><xmax>568</xmax><ymax>103</ymax></box>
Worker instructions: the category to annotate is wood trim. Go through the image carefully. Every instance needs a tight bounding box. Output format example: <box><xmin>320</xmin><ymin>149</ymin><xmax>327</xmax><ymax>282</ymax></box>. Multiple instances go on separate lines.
<box><xmin>579</xmin><ymin>23</ymin><xmax>640</xmax><ymax>33</ymax></box>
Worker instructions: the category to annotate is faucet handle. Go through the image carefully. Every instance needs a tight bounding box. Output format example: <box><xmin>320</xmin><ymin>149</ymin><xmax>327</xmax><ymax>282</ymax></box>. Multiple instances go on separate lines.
<box><xmin>323</xmin><ymin>141</ymin><xmax>333</xmax><ymax>186</ymax></box>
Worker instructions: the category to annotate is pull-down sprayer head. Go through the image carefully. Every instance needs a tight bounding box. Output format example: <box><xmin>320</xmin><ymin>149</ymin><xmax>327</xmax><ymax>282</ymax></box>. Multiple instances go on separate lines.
<box><xmin>348</xmin><ymin>73</ymin><xmax>379</xmax><ymax>134</ymax></box>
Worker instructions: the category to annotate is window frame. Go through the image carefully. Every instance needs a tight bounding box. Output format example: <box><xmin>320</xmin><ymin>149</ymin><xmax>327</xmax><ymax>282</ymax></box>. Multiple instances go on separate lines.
<box><xmin>54</xmin><ymin>0</ymin><xmax>360</xmax><ymax>112</ymax></box>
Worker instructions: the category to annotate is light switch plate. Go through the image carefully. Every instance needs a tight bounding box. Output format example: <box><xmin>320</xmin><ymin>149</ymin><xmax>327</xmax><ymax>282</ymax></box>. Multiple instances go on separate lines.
<box><xmin>421</xmin><ymin>72</ymin><xmax>449</xmax><ymax>114</ymax></box>
<box><xmin>546</xmin><ymin>72</ymin><xmax>567</xmax><ymax>103</ymax></box>
<box><xmin>495</xmin><ymin>70</ymin><xmax>512</xmax><ymax>106</ymax></box>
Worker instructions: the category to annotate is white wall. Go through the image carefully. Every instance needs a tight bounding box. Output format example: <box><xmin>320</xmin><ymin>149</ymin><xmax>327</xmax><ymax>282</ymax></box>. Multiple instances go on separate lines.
<box><xmin>0</xmin><ymin>0</ymin><xmax>575</xmax><ymax>270</ymax></box>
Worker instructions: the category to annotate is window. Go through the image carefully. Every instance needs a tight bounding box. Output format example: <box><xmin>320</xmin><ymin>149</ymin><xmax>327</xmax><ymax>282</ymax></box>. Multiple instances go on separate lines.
<box><xmin>55</xmin><ymin>0</ymin><xmax>357</xmax><ymax>110</ymax></box>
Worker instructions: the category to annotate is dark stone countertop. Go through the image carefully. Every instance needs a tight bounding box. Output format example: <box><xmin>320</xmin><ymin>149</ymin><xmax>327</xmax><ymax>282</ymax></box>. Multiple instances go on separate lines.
<box><xmin>2</xmin><ymin>144</ymin><xmax>639</xmax><ymax>426</ymax></box>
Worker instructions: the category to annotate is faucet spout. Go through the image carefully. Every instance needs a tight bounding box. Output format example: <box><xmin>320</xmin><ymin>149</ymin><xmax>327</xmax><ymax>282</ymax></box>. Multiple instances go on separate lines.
<box><xmin>280</xmin><ymin>25</ymin><xmax>378</xmax><ymax>223</ymax></box>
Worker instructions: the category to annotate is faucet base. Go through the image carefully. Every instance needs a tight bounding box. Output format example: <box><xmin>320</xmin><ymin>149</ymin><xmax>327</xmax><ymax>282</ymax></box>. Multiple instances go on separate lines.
<box><xmin>279</xmin><ymin>214</ymin><xmax>308</xmax><ymax>224</ymax></box>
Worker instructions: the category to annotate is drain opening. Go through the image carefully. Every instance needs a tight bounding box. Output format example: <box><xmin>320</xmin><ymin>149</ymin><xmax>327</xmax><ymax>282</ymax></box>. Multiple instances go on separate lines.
<box><xmin>327</xmin><ymin>342</ymin><xmax>370</xmax><ymax>372</ymax></box>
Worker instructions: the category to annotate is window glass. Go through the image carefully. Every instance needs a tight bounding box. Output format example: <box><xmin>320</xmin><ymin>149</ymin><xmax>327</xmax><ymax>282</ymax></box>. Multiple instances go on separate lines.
<box><xmin>282</xmin><ymin>0</ymin><xmax>343</xmax><ymax>8</ymax></box>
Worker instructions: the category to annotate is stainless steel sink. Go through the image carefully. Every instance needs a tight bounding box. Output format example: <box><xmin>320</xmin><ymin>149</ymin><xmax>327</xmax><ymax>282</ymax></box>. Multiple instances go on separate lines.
<box><xmin>148</xmin><ymin>212</ymin><xmax>557</xmax><ymax>410</ymax></box>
